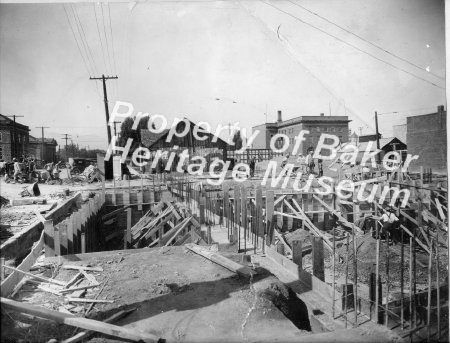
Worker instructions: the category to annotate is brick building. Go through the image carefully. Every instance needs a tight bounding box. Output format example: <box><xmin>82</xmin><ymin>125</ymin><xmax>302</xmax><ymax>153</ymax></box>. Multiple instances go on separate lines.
<box><xmin>406</xmin><ymin>105</ymin><xmax>447</xmax><ymax>173</ymax></box>
<box><xmin>0</xmin><ymin>114</ymin><xmax>30</xmax><ymax>161</ymax></box>
<box><xmin>28</xmin><ymin>135</ymin><xmax>58</xmax><ymax>164</ymax></box>
<box><xmin>252</xmin><ymin>110</ymin><xmax>350</xmax><ymax>155</ymax></box>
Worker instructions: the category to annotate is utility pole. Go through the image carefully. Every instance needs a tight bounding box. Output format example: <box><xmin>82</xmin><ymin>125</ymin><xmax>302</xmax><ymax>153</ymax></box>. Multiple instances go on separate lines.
<box><xmin>6</xmin><ymin>115</ymin><xmax>24</xmax><ymax>158</ymax></box>
<box><xmin>61</xmin><ymin>134</ymin><xmax>71</xmax><ymax>160</ymax></box>
<box><xmin>89</xmin><ymin>75</ymin><xmax>118</xmax><ymax>145</ymax></box>
<box><xmin>374</xmin><ymin>111</ymin><xmax>381</xmax><ymax>165</ymax></box>
<box><xmin>36</xmin><ymin>126</ymin><xmax>49</xmax><ymax>163</ymax></box>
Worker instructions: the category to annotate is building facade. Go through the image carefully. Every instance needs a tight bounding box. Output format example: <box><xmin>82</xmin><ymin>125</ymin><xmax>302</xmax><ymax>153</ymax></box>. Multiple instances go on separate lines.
<box><xmin>0</xmin><ymin>114</ymin><xmax>30</xmax><ymax>161</ymax></box>
<box><xmin>406</xmin><ymin>105</ymin><xmax>447</xmax><ymax>173</ymax></box>
<box><xmin>252</xmin><ymin>110</ymin><xmax>350</xmax><ymax>155</ymax></box>
<box><xmin>28</xmin><ymin>136</ymin><xmax>58</xmax><ymax>164</ymax></box>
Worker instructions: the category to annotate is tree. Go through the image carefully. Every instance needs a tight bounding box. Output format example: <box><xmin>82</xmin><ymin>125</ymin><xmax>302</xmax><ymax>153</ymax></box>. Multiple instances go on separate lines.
<box><xmin>232</xmin><ymin>130</ymin><xmax>243</xmax><ymax>151</ymax></box>
<box><xmin>119</xmin><ymin>116</ymin><xmax>150</xmax><ymax>152</ymax></box>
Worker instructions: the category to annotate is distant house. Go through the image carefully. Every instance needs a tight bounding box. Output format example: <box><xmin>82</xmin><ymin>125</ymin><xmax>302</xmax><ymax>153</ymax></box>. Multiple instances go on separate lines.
<box><xmin>0</xmin><ymin>114</ymin><xmax>30</xmax><ymax>160</ymax></box>
<box><xmin>28</xmin><ymin>136</ymin><xmax>58</xmax><ymax>163</ymax></box>
<box><xmin>140</xmin><ymin>118</ymin><xmax>231</xmax><ymax>170</ymax></box>
<box><xmin>335</xmin><ymin>136</ymin><xmax>407</xmax><ymax>164</ymax></box>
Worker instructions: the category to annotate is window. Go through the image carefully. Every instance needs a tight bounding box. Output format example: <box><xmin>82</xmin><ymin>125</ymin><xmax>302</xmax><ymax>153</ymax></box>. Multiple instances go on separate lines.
<box><xmin>0</xmin><ymin>146</ymin><xmax>2</xmax><ymax>159</ymax></box>
<box><xmin>0</xmin><ymin>132</ymin><xmax>2</xmax><ymax>142</ymax></box>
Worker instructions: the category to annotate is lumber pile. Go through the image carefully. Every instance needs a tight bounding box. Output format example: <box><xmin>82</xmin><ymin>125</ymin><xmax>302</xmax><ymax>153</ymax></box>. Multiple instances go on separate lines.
<box><xmin>2</xmin><ymin>263</ymin><xmax>115</xmax><ymax>314</ymax></box>
<box><xmin>130</xmin><ymin>201</ymin><xmax>203</xmax><ymax>248</ymax></box>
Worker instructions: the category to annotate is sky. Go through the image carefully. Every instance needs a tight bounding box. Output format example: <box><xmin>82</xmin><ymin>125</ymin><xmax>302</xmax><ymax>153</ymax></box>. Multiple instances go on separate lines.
<box><xmin>0</xmin><ymin>0</ymin><xmax>446</xmax><ymax>150</ymax></box>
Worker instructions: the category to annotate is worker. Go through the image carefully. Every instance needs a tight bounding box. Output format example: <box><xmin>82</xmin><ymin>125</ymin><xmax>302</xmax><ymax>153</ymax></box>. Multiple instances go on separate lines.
<box><xmin>13</xmin><ymin>158</ymin><xmax>21</xmax><ymax>183</ymax></box>
<box><xmin>305</xmin><ymin>150</ymin><xmax>315</xmax><ymax>175</ymax></box>
<box><xmin>249</xmin><ymin>157</ymin><xmax>256</xmax><ymax>177</ymax></box>
<box><xmin>376</xmin><ymin>207</ymin><xmax>399</xmax><ymax>243</ymax></box>
<box><xmin>318</xmin><ymin>159</ymin><xmax>323</xmax><ymax>177</ymax></box>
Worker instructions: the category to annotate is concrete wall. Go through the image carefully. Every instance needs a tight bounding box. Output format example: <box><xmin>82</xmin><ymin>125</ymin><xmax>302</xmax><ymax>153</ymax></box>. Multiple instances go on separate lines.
<box><xmin>406</xmin><ymin>107</ymin><xmax>447</xmax><ymax>173</ymax></box>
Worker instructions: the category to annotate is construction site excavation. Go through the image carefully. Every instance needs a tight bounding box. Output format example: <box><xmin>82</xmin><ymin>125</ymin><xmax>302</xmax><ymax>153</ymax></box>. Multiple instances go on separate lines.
<box><xmin>0</xmin><ymin>152</ymin><xmax>448</xmax><ymax>343</ymax></box>
<box><xmin>0</xmin><ymin>2</ymin><xmax>448</xmax><ymax>342</ymax></box>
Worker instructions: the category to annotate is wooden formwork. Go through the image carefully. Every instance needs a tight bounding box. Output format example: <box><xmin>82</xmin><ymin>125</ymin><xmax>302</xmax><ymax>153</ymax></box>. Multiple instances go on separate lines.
<box><xmin>166</xmin><ymin>172</ymin><xmax>447</xmax><ymax>341</ymax></box>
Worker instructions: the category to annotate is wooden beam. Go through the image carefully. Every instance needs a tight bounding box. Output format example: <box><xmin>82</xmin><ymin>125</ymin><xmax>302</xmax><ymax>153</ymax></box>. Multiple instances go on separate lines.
<box><xmin>1</xmin><ymin>298</ymin><xmax>158</xmax><ymax>342</ymax></box>
<box><xmin>2</xmin><ymin>265</ymin><xmax>66</xmax><ymax>287</ymax></box>
<box><xmin>185</xmin><ymin>244</ymin><xmax>256</xmax><ymax>278</ymax></box>
<box><xmin>272</xmin><ymin>228</ymin><xmax>293</xmax><ymax>255</ymax></box>
<box><xmin>61</xmin><ymin>308</ymin><xmax>136</xmax><ymax>343</ymax></box>
<box><xmin>61</xmin><ymin>265</ymin><xmax>103</xmax><ymax>272</ymax></box>
<box><xmin>313</xmin><ymin>194</ymin><xmax>363</xmax><ymax>234</ymax></box>
<box><xmin>288</xmin><ymin>199</ymin><xmax>333</xmax><ymax>251</ymax></box>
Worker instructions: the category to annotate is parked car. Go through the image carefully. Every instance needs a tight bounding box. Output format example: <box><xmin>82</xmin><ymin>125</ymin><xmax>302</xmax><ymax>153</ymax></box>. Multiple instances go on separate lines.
<box><xmin>68</xmin><ymin>157</ymin><xmax>97</xmax><ymax>175</ymax></box>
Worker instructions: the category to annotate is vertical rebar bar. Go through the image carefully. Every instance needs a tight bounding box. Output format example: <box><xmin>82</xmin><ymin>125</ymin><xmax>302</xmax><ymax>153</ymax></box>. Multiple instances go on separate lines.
<box><xmin>436</xmin><ymin>235</ymin><xmax>441</xmax><ymax>341</ymax></box>
<box><xmin>332</xmin><ymin>224</ymin><xmax>336</xmax><ymax>319</ymax></box>
<box><xmin>413</xmin><ymin>232</ymin><xmax>417</xmax><ymax>327</ymax></box>
<box><xmin>385</xmin><ymin>234</ymin><xmax>389</xmax><ymax>327</ymax></box>
<box><xmin>401</xmin><ymin>228</ymin><xmax>404</xmax><ymax>329</ymax></box>
<box><xmin>409</xmin><ymin>236</ymin><xmax>413</xmax><ymax>329</ymax></box>
<box><xmin>427</xmin><ymin>240</ymin><xmax>433</xmax><ymax>342</ymax></box>
<box><xmin>375</xmin><ymin>210</ymin><xmax>380</xmax><ymax>324</ymax></box>
<box><xmin>353</xmin><ymin>224</ymin><xmax>358</xmax><ymax>326</ymax></box>
<box><xmin>345</xmin><ymin>232</ymin><xmax>349</xmax><ymax>328</ymax></box>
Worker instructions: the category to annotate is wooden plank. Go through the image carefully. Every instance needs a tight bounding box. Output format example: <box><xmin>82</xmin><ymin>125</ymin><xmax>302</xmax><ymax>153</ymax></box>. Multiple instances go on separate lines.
<box><xmin>59</xmin><ymin>284</ymin><xmax>100</xmax><ymax>294</ymax></box>
<box><xmin>59</xmin><ymin>221</ymin><xmax>68</xmax><ymax>256</ymax></box>
<box><xmin>126</xmin><ymin>208</ymin><xmax>132</xmax><ymax>247</ymax></box>
<box><xmin>2</xmin><ymin>265</ymin><xmax>66</xmax><ymax>287</ymax></box>
<box><xmin>44</xmin><ymin>219</ymin><xmax>55</xmax><ymax>257</ymax></box>
<box><xmin>164</xmin><ymin>217</ymin><xmax>192</xmax><ymax>247</ymax></box>
<box><xmin>1</xmin><ymin>298</ymin><xmax>158</xmax><ymax>342</ymax></box>
<box><xmin>1</xmin><ymin>230</ymin><xmax>45</xmax><ymax>297</ymax></box>
<box><xmin>266</xmin><ymin>190</ymin><xmax>275</xmax><ymax>245</ymax></box>
<box><xmin>273</xmin><ymin>229</ymin><xmax>293</xmax><ymax>255</ymax></box>
<box><xmin>61</xmin><ymin>265</ymin><xmax>103</xmax><ymax>272</ymax></box>
<box><xmin>67</xmin><ymin>297</ymin><xmax>113</xmax><ymax>303</ymax></box>
<box><xmin>61</xmin><ymin>308</ymin><xmax>136</xmax><ymax>343</ymax></box>
<box><xmin>185</xmin><ymin>244</ymin><xmax>256</xmax><ymax>277</ymax></box>
<box><xmin>256</xmin><ymin>186</ymin><xmax>263</xmax><ymax>238</ymax></box>
<box><xmin>137</xmin><ymin>191</ymin><xmax>144</xmax><ymax>211</ymax></box>
<box><xmin>67</xmin><ymin>216</ymin><xmax>74</xmax><ymax>255</ymax></box>
<box><xmin>101</xmin><ymin>206</ymin><xmax>129</xmax><ymax>221</ymax></box>
<box><xmin>313</xmin><ymin>195</ymin><xmax>363</xmax><ymax>234</ymax></box>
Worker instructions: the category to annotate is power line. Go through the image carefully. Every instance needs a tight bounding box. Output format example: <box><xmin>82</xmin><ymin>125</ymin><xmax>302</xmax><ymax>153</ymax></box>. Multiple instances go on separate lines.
<box><xmin>107</xmin><ymin>3</ymin><xmax>119</xmax><ymax>101</ymax></box>
<box><xmin>63</xmin><ymin>4</ymin><xmax>92</xmax><ymax>76</ymax></box>
<box><xmin>261</xmin><ymin>1</ymin><xmax>445</xmax><ymax>90</ymax></box>
<box><xmin>107</xmin><ymin>3</ymin><xmax>118</xmax><ymax>76</ymax></box>
<box><xmin>287</xmin><ymin>0</ymin><xmax>445</xmax><ymax>81</ymax></box>
<box><xmin>93</xmin><ymin>3</ymin><xmax>110</xmax><ymax>75</ymax></box>
<box><xmin>70</xmin><ymin>4</ymin><xmax>99</xmax><ymax>76</ymax></box>
<box><xmin>377</xmin><ymin>106</ymin><xmax>438</xmax><ymax>115</ymax></box>
<box><xmin>239</xmin><ymin>2</ymin><xmax>375</xmax><ymax>131</ymax></box>
<box><xmin>100</xmin><ymin>3</ymin><xmax>114</xmax><ymax>77</ymax></box>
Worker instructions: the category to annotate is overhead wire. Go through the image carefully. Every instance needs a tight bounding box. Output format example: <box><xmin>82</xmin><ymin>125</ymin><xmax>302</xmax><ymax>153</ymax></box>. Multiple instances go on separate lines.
<box><xmin>107</xmin><ymin>3</ymin><xmax>120</xmax><ymax>102</ymax></box>
<box><xmin>93</xmin><ymin>2</ymin><xmax>110</xmax><ymax>75</ymax></box>
<box><xmin>287</xmin><ymin>0</ymin><xmax>445</xmax><ymax>81</ymax></box>
<box><xmin>70</xmin><ymin>4</ymin><xmax>99</xmax><ymax>76</ymax></box>
<box><xmin>100</xmin><ymin>3</ymin><xmax>115</xmax><ymax>76</ymax></box>
<box><xmin>62</xmin><ymin>4</ymin><xmax>92</xmax><ymax>77</ymax></box>
<box><xmin>239</xmin><ymin>2</ymin><xmax>375</xmax><ymax>131</ymax></box>
<box><xmin>261</xmin><ymin>1</ymin><xmax>445</xmax><ymax>90</ymax></box>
